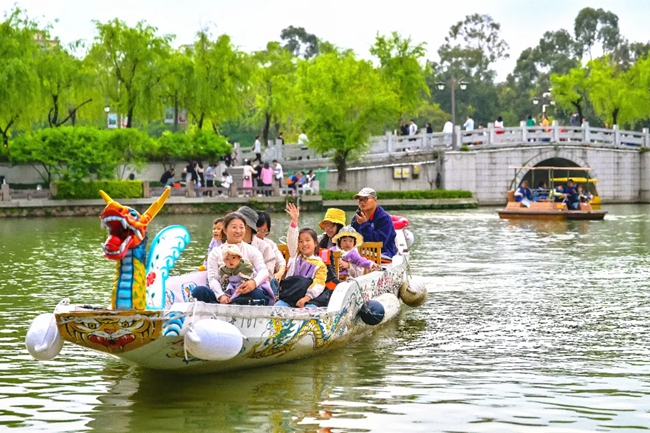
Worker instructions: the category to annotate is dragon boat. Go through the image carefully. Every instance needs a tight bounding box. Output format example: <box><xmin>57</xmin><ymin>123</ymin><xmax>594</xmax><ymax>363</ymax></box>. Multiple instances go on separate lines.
<box><xmin>25</xmin><ymin>189</ymin><xmax>426</xmax><ymax>374</ymax></box>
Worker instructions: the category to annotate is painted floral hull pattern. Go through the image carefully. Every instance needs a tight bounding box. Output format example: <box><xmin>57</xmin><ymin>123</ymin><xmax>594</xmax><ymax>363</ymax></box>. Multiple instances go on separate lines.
<box><xmin>53</xmin><ymin>256</ymin><xmax>408</xmax><ymax>373</ymax></box>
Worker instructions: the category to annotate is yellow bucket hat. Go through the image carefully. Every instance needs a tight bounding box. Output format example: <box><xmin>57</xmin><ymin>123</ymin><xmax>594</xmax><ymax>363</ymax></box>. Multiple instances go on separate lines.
<box><xmin>319</xmin><ymin>208</ymin><xmax>346</xmax><ymax>230</ymax></box>
<box><xmin>332</xmin><ymin>225</ymin><xmax>364</xmax><ymax>246</ymax></box>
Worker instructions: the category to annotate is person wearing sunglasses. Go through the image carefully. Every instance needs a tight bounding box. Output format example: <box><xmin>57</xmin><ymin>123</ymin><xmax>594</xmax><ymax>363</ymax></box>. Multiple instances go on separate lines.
<box><xmin>351</xmin><ymin>188</ymin><xmax>397</xmax><ymax>259</ymax></box>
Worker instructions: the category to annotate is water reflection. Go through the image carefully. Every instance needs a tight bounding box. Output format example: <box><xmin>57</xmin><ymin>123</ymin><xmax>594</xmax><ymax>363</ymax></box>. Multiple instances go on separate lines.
<box><xmin>1</xmin><ymin>206</ymin><xmax>650</xmax><ymax>432</ymax></box>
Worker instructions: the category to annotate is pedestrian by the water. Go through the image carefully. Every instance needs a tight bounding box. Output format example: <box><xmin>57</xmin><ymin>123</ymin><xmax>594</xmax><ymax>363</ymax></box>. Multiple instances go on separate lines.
<box><xmin>253</xmin><ymin>136</ymin><xmax>262</xmax><ymax>163</ymax></box>
<box><xmin>463</xmin><ymin>116</ymin><xmax>474</xmax><ymax>131</ymax></box>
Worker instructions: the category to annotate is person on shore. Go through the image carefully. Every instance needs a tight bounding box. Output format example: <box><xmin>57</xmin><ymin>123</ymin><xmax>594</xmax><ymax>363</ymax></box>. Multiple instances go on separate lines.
<box><xmin>286</xmin><ymin>171</ymin><xmax>302</xmax><ymax>196</ymax></box>
<box><xmin>242</xmin><ymin>160</ymin><xmax>257</xmax><ymax>197</ymax></box>
<box><xmin>261</xmin><ymin>162</ymin><xmax>274</xmax><ymax>196</ymax></box>
<box><xmin>442</xmin><ymin>120</ymin><xmax>453</xmax><ymax>146</ymax></box>
<box><xmin>253</xmin><ymin>136</ymin><xmax>262</xmax><ymax>163</ymax></box>
<box><xmin>463</xmin><ymin>116</ymin><xmax>475</xmax><ymax>131</ymax></box>
<box><xmin>425</xmin><ymin>122</ymin><xmax>433</xmax><ymax>134</ymax></box>
<box><xmin>331</xmin><ymin>226</ymin><xmax>380</xmax><ymax>279</ymax></box>
<box><xmin>317</xmin><ymin>208</ymin><xmax>346</xmax><ymax>250</ymax></box>
<box><xmin>351</xmin><ymin>188</ymin><xmax>397</xmax><ymax>259</ymax></box>
<box><xmin>273</xmin><ymin>160</ymin><xmax>284</xmax><ymax>192</ymax></box>
<box><xmin>256</xmin><ymin>211</ymin><xmax>286</xmax><ymax>296</ymax></box>
<box><xmin>298</xmin><ymin>131</ymin><xmax>309</xmax><ymax>148</ymax></box>
<box><xmin>195</xmin><ymin>212</ymin><xmax>271</xmax><ymax>305</ymax></box>
<box><xmin>220</xmin><ymin>170</ymin><xmax>233</xmax><ymax>196</ymax></box>
<box><xmin>254</xmin><ymin>161</ymin><xmax>264</xmax><ymax>196</ymax></box>
<box><xmin>275</xmin><ymin>203</ymin><xmax>327</xmax><ymax>309</ymax></box>
<box><xmin>160</xmin><ymin>168</ymin><xmax>175</xmax><ymax>186</ymax></box>
<box><xmin>277</xmin><ymin>132</ymin><xmax>285</xmax><ymax>145</ymax></box>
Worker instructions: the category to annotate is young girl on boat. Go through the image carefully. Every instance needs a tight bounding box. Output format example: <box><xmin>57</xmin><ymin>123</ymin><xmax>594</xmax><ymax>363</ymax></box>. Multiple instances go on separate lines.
<box><xmin>275</xmin><ymin>203</ymin><xmax>327</xmax><ymax>309</ymax></box>
<box><xmin>331</xmin><ymin>226</ymin><xmax>380</xmax><ymax>279</ymax></box>
<box><xmin>200</xmin><ymin>217</ymin><xmax>224</xmax><ymax>270</ymax></box>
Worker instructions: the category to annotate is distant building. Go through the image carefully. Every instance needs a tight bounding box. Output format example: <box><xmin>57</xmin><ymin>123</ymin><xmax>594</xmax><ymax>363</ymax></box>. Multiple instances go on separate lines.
<box><xmin>33</xmin><ymin>32</ymin><xmax>58</xmax><ymax>49</ymax></box>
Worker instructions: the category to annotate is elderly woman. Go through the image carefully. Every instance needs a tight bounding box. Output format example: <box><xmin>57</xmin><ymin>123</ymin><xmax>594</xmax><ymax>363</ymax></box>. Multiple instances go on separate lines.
<box><xmin>317</xmin><ymin>208</ymin><xmax>346</xmax><ymax>250</ymax></box>
<box><xmin>192</xmin><ymin>212</ymin><xmax>271</xmax><ymax>305</ymax></box>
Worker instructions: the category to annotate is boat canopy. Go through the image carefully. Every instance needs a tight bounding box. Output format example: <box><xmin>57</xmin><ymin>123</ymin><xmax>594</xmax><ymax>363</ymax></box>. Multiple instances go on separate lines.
<box><xmin>552</xmin><ymin>177</ymin><xmax>599</xmax><ymax>183</ymax></box>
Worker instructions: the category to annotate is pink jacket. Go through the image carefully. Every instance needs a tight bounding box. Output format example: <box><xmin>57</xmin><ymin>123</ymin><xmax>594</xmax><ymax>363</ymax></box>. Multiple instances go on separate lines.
<box><xmin>261</xmin><ymin>167</ymin><xmax>274</xmax><ymax>185</ymax></box>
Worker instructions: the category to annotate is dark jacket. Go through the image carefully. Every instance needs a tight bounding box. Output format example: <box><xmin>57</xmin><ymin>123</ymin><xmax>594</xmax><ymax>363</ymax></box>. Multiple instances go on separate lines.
<box><xmin>351</xmin><ymin>205</ymin><xmax>397</xmax><ymax>258</ymax></box>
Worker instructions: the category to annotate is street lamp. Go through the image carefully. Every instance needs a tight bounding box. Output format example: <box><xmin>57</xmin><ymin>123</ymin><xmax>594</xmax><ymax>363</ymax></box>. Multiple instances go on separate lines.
<box><xmin>436</xmin><ymin>78</ymin><xmax>469</xmax><ymax>128</ymax></box>
<box><xmin>104</xmin><ymin>106</ymin><xmax>110</xmax><ymax>113</ymax></box>
<box><xmin>532</xmin><ymin>89</ymin><xmax>554</xmax><ymax>113</ymax></box>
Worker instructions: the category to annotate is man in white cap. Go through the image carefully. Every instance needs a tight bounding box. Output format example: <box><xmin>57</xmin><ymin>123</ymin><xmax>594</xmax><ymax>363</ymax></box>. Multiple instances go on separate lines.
<box><xmin>351</xmin><ymin>187</ymin><xmax>397</xmax><ymax>258</ymax></box>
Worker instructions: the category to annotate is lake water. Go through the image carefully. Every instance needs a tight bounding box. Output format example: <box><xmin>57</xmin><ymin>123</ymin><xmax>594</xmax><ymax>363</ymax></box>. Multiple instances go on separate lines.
<box><xmin>1</xmin><ymin>206</ymin><xmax>649</xmax><ymax>432</ymax></box>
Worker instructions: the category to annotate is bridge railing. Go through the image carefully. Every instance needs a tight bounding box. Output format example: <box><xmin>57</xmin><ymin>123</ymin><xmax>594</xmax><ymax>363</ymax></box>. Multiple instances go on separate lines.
<box><xmin>232</xmin><ymin>122</ymin><xmax>650</xmax><ymax>165</ymax></box>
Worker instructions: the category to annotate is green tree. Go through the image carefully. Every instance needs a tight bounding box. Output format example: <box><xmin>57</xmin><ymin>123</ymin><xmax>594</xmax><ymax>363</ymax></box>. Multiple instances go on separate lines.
<box><xmin>251</xmin><ymin>41</ymin><xmax>297</xmax><ymax>146</ymax></box>
<box><xmin>159</xmin><ymin>49</ymin><xmax>194</xmax><ymax>132</ymax></box>
<box><xmin>36</xmin><ymin>41</ymin><xmax>98</xmax><ymax>127</ymax></box>
<box><xmin>0</xmin><ymin>8</ymin><xmax>40</xmax><ymax>146</ymax></box>
<box><xmin>297</xmin><ymin>52</ymin><xmax>397</xmax><ymax>188</ymax></box>
<box><xmin>551</xmin><ymin>67</ymin><xmax>589</xmax><ymax>122</ymax></box>
<box><xmin>437</xmin><ymin>13</ymin><xmax>509</xmax><ymax>81</ymax></box>
<box><xmin>280</xmin><ymin>26</ymin><xmax>319</xmax><ymax>59</ymax></box>
<box><xmin>89</xmin><ymin>19</ymin><xmax>173</xmax><ymax>128</ymax></box>
<box><xmin>186</xmin><ymin>32</ymin><xmax>253</xmax><ymax>131</ymax></box>
<box><xmin>574</xmin><ymin>7</ymin><xmax>620</xmax><ymax>60</ymax></box>
<box><xmin>370</xmin><ymin>32</ymin><xmax>430</xmax><ymax>121</ymax></box>
<box><xmin>105</xmin><ymin>128</ymin><xmax>157</xmax><ymax>179</ymax></box>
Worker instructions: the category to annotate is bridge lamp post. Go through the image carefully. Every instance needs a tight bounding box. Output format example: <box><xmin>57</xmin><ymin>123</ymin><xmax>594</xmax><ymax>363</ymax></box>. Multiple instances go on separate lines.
<box><xmin>436</xmin><ymin>78</ymin><xmax>468</xmax><ymax>128</ymax></box>
<box><xmin>532</xmin><ymin>91</ymin><xmax>555</xmax><ymax>114</ymax></box>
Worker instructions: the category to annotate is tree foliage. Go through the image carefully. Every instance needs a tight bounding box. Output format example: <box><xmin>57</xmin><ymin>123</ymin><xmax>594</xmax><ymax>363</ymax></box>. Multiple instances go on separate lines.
<box><xmin>280</xmin><ymin>26</ymin><xmax>319</xmax><ymax>59</ymax></box>
<box><xmin>297</xmin><ymin>52</ymin><xmax>397</xmax><ymax>188</ymax></box>
<box><xmin>89</xmin><ymin>19</ymin><xmax>173</xmax><ymax>128</ymax></box>
<box><xmin>574</xmin><ymin>7</ymin><xmax>620</xmax><ymax>60</ymax></box>
<box><xmin>371</xmin><ymin>32</ymin><xmax>430</xmax><ymax>120</ymax></box>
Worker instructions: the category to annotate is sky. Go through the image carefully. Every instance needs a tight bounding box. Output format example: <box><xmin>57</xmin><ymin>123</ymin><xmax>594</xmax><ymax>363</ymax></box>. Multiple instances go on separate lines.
<box><xmin>5</xmin><ymin>0</ymin><xmax>650</xmax><ymax>81</ymax></box>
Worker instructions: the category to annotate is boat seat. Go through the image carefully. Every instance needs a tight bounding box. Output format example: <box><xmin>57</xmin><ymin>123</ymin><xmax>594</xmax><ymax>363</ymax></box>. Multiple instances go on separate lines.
<box><xmin>358</xmin><ymin>242</ymin><xmax>383</xmax><ymax>274</ymax></box>
<box><xmin>332</xmin><ymin>250</ymin><xmax>342</xmax><ymax>280</ymax></box>
<box><xmin>278</xmin><ymin>244</ymin><xmax>290</xmax><ymax>263</ymax></box>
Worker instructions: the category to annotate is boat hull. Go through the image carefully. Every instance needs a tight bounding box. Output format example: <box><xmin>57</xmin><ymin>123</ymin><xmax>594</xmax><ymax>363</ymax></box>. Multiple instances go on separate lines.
<box><xmin>498</xmin><ymin>210</ymin><xmax>607</xmax><ymax>221</ymax></box>
<box><xmin>54</xmin><ymin>256</ymin><xmax>408</xmax><ymax>374</ymax></box>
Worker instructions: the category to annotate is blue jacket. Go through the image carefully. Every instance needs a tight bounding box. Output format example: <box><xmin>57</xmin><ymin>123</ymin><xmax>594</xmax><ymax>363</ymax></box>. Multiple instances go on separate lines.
<box><xmin>352</xmin><ymin>205</ymin><xmax>397</xmax><ymax>258</ymax></box>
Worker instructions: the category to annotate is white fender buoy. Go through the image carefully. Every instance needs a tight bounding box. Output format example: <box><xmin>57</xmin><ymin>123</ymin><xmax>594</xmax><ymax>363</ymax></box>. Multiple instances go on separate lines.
<box><xmin>403</xmin><ymin>229</ymin><xmax>415</xmax><ymax>246</ymax></box>
<box><xmin>25</xmin><ymin>313</ymin><xmax>64</xmax><ymax>361</ymax></box>
<box><xmin>184</xmin><ymin>319</ymin><xmax>244</xmax><ymax>361</ymax></box>
<box><xmin>399</xmin><ymin>279</ymin><xmax>427</xmax><ymax>307</ymax></box>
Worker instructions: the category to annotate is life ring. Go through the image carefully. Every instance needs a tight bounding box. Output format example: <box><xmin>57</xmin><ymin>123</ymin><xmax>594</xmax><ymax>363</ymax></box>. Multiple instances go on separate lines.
<box><xmin>391</xmin><ymin>215</ymin><xmax>409</xmax><ymax>230</ymax></box>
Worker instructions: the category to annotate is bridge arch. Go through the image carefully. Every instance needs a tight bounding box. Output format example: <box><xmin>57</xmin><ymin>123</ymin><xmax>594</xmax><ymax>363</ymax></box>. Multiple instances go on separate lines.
<box><xmin>514</xmin><ymin>149</ymin><xmax>597</xmax><ymax>188</ymax></box>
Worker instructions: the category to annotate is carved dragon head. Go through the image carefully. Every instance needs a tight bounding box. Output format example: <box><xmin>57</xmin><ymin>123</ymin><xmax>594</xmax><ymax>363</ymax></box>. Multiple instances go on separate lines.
<box><xmin>99</xmin><ymin>188</ymin><xmax>171</xmax><ymax>260</ymax></box>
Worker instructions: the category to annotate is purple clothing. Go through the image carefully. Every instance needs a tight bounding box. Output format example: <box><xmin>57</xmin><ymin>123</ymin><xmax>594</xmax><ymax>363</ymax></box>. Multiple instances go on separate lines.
<box><xmin>204</xmin><ymin>238</ymin><xmax>222</xmax><ymax>267</ymax></box>
<box><xmin>331</xmin><ymin>247</ymin><xmax>375</xmax><ymax>277</ymax></box>
<box><xmin>223</xmin><ymin>275</ymin><xmax>275</xmax><ymax>305</ymax></box>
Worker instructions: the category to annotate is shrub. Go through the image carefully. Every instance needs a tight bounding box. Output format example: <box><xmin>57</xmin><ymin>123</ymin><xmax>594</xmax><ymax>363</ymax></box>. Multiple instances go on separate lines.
<box><xmin>54</xmin><ymin>180</ymin><xmax>142</xmax><ymax>200</ymax></box>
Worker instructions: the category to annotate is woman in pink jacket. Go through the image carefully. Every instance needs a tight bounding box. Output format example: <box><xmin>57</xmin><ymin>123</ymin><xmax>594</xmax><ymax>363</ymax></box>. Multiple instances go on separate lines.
<box><xmin>261</xmin><ymin>162</ymin><xmax>275</xmax><ymax>196</ymax></box>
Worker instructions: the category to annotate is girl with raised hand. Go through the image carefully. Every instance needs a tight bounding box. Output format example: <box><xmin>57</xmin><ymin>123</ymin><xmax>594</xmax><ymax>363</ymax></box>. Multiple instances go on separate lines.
<box><xmin>275</xmin><ymin>203</ymin><xmax>327</xmax><ymax>309</ymax></box>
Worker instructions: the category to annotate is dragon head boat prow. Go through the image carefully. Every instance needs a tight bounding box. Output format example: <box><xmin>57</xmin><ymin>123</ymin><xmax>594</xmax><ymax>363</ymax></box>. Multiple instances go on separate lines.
<box><xmin>100</xmin><ymin>188</ymin><xmax>170</xmax><ymax>260</ymax></box>
<box><xmin>99</xmin><ymin>187</ymin><xmax>171</xmax><ymax>310</ymax></box>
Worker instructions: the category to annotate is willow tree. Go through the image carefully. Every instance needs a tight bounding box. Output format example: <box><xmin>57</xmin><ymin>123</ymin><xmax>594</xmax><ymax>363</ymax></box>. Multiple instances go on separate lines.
<box><xmin>297</xmin><ymin>51</ymin><xmax>397</xmax><ymax>189</ymax></box>
<box><xmin>370</xmin><ymin>32</ymin><xmax>430</xmax><ymax>122</ymax></box>
<box><xmin>587</xmin><ymin>57</ymin><xmax>636</xmax><ymax>126</ymax></box>
<box><xmin>251</xmin><ymin>41</ymin><xmax>297</xmax><ymax>145</ymax></box>
<box><xmin>186</xmin><ymin>32</ymin><xmax>253</xmax><ymax>131</ymax></box>
<box><xmin>36</xmin><ymin>41</ymin><xmax>99</xmax><ymax>127</ymax></box>
<box><xmin>0</xmin><ymin>8</ymin><xmax>40</xmax><ymax>146</ymax></box>
<box><xmin>551</xmin><ymin>67</ymin><xmax>589</xmax><ymax>122</ymax></box>
<box><xmin>89</xmin><ymin>19</ymin><xmax>172</xmax><ymax>128</ymax></box>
